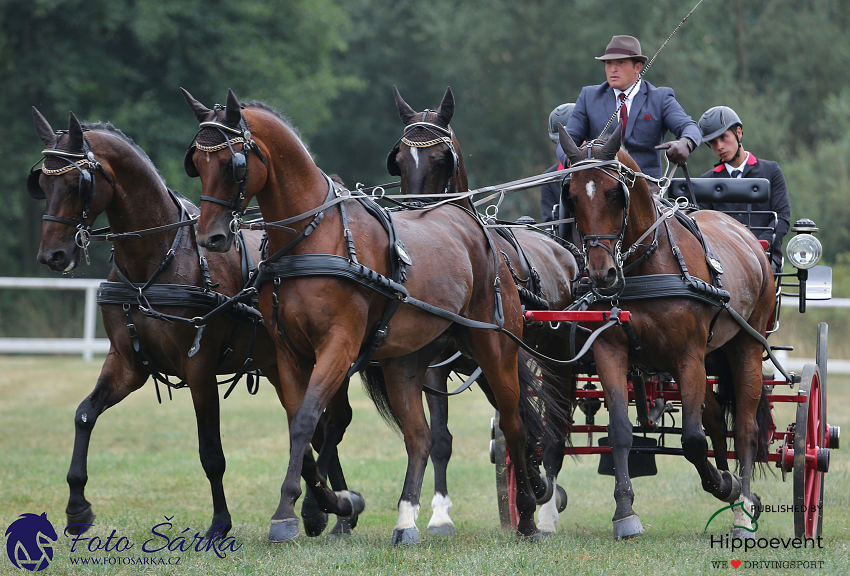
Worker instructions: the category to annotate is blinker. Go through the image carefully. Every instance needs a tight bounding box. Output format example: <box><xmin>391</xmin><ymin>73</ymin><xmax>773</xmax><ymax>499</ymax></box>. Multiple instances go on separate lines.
<box><xmin>27</xmin><ymin>169</ymin><xmax>46</xmax><ymax>199</ymax></box>
<box><xmin>184</xmin><ymin>146</ymin><xmax>199</xmax><ymax>178</ymax></box>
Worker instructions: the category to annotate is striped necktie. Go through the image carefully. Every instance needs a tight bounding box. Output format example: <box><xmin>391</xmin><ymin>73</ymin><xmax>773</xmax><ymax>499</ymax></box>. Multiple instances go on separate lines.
<box><xmin>619</xmin><ymin>93</ymin><xmax>628</xmax><ymax>142</ymax></box>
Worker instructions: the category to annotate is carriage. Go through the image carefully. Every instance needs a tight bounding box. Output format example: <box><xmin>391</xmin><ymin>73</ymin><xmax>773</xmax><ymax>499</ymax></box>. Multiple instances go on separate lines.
<box><xmin>28</xmin><ymin>86</ymin><xmax>841</xmax><ymax>545</ymax></box>
<box><xmin>489</xmin><ymin>175</ymin><xmax>839</xmax><ymax>540</ymax></box>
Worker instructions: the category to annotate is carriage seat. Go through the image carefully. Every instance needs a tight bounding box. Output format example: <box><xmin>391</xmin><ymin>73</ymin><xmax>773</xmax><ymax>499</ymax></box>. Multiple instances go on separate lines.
<box><xmin>670</xmin><ymin>178</ymin><xmax>775</xmax><ymax>256</ymax></box>
<box><xmin>669</xmin><ymin>177</ymin><xmax>770</xmax><ymax>204</ymax></box>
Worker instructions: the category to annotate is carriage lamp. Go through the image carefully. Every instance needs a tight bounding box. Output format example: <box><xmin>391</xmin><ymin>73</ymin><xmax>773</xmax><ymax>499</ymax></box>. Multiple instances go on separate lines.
<box><xmin>786</xmin><ymin>219</ymin><xmax>822</xmax><ymax>270</ymax></box>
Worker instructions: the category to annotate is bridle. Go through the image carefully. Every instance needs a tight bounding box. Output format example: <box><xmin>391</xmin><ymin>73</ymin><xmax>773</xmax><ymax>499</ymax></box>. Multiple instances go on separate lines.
<box><xmin>184</xmin><ymin>109</ymin><xmax>269</xmax><ymax>235</ymax></box>
<box><xmin>386</xmin><ymin>115</ymin><xmax>459</xmax><ymax>195</ymax></box>
<box><xmin>566</xmin><ymin>148</ymin><xmax>683</xmax><ymax>299</ymax></box>
<box><xmin>27</xmin><ymin>132</ymin><xmax>114</xmax><ymax>264</ymax></box>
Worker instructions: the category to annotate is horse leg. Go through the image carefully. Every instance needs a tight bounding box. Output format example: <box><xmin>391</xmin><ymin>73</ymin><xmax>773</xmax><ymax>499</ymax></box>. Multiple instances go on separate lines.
<box><xmin>268</xmin><ymin>346</ymin><xmax>357</xmax><ymax>543</ymax></box>
<box><xmin>469</xmin><ymin>331</ymin><xmax>542</xmax><ymax>539</ymax></box>
<box><xmin>185</xmin><ymin>371</ymin><xmax>233</xmax><ymax>539</ymax></box>
<box><xmin>725</xmin><ymin>336</ymin><xmax>769</xmax><ymax>536</ymax></box>
<box><xmin>66</xmin><ymin>350</ymin><xmax>146</xmax><ymax>535</ymax></box>
<box><xmin>595</xmin><ymin>340</ymin><xmax>644</xmax><ymax>539</ymax></box>
<box><xmin>676</xmin><ymin>358</ymin><xmax>741</xmax><ymax>508</ymax></box>
<box><xmin>703</xmin><ymin>384</ymin><xmax>729</xmax><ymax>471</ymax></box>
<box><xmin>424</xmin><ymin>363</ymin><xmax>456</xmax><ymax>536</ymax></box>
<box><xmin>381</xmin><ymin>354</ymin><xmax>434</xmax><ymax>545</ymax></box>
<box><xmin>538</xmin><ymin>361</ymin><xmax>572</xmax><ymax>534</ymax></box>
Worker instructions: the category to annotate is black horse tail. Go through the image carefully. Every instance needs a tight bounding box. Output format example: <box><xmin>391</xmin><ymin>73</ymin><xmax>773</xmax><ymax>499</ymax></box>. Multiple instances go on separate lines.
<box><xmin>517</xmin><ymin>349</ymin><xmax>571</xmax><ymax>447</ymax></box>
<box><xmin>755</xmin><ymin>385</ymin><xmax>773</xmax><ymax>470</ymax></box>
<box><xmin>359</xmin><ymin>365</ymin><xmax>402</xmax><ymax>433</ymax></box>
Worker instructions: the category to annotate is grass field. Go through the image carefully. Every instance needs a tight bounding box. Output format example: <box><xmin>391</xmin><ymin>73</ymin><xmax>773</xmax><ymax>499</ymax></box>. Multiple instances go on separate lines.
<box><xmin>1</xmin><ymin>355</ymin><xmax>848</xmax><ymax>576</ymax></box>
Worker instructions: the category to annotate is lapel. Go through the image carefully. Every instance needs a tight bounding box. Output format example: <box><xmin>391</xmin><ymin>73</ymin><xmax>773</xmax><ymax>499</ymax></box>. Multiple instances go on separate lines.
<box><xmin>600</xmin><ymin>83</ymin><xmax>617</xmax><ymax>137</ymax></box>
<box><xmin>741</xmin><ymin>155</ymin><xmax>758</xmax><ymax>177</ymax></box>
<box><xmin>625</xmin><ymin>81</ymin><xmax>648</xmax><ymax>143</ymax></box>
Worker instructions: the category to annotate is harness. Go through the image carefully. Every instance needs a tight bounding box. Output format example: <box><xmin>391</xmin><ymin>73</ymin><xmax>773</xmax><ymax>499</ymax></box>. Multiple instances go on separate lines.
<box><xmin>29</xmin><ymin>132</ymin><xmax>267</xmax><ymax>402</ymax></box>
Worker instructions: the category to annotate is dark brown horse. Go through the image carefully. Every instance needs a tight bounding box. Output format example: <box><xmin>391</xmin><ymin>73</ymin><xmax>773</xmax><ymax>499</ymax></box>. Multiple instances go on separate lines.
<box><xmin>29</xmin><ymin>110</ymin><xmax>356</xmax><ymax>540</ymax></box>
<box><xmin>558</xmin><ymin>124</ymin><xmax>775</xmax><ymax>538</ymax></box>
<box><xmin>388</xmin><ymin>86</ymin><xmax>577</xmax><ymax>534</ymax></box>
<box><xmin>183</xmin><ymin>88</ymin><xmax>553</xmax><ymax>543</ymax></box>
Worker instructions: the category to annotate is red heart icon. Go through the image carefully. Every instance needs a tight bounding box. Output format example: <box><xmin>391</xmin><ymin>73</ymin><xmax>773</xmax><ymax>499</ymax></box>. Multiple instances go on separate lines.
<box><xmin>731</xmin><ymin>560</ymin><xmax>742</xmax><ymax>568</ymax></box>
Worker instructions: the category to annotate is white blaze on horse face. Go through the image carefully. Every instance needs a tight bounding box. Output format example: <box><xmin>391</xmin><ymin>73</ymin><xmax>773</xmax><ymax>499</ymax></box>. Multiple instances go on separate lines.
<box><xmin>586</xmin><ymin>180</ymin><xmax>596</xmax><ymax>200</ymax></box>
<box><xmin>395</xmin><ymin>500</ymin><xmax>420</xmax><ymax>530</ymax></box>
<box><xmin>410</xmin><ymin>147</ymin><xmax>420</xmax><ymax>170</ymax></box>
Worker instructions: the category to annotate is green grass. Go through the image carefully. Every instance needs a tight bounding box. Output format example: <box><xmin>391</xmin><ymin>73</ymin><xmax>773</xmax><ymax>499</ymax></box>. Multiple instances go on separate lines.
<box><xmin>1</xmin><ymin>356</ymin><xmax>849</xmax><ymax>575</ymax></box>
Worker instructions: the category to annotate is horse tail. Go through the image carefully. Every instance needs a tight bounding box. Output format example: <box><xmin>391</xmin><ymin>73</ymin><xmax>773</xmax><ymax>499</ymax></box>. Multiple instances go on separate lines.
<box><xmin>517</xmin><ymin>349</ymin><xmax>571</xmax><ymax>446</ymax></box>
<box><xmin>755</xmin><ymin>385</ymin><xmax>773</xmax><ymax>473</ymax></box>
<box><xmin>359</xmin><ymin>365</ymin><xmax>402</xmax><ymax>432</ymax></box>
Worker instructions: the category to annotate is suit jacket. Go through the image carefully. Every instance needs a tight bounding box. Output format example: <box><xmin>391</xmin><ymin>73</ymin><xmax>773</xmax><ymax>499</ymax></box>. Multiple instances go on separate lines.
<box><xmin>699</xmin><ymin>154</ymin><xmax>791</xmax><ymax>271</ymax></box>
<box><xmin>557</xmin><ymin>80</ymin><xmax>701</xmax><ymax>178</ymax></box>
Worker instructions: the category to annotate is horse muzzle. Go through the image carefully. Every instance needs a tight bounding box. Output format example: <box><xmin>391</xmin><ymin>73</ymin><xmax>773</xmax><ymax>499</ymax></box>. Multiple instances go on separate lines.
<box><xmin>37</xmin><ymin>244</ymin><xmax>80</xmax><ymax>272</ymax></box>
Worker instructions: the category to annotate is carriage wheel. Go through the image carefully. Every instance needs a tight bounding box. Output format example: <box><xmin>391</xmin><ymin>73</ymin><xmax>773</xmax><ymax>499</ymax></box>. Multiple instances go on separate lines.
<box><xmin>793</xmin><ymin>364</ymin><xmax>827</xmax><ymax>538</ymax></box>
<box><xmin>491</xmin><ymin>411</ymin><xmax>519</xmax><ymax>529</ymax></box>
<box><xmin>814</xmin><ymin>323</ymin><xmax>828</xmax><ymax>536</ymax></box>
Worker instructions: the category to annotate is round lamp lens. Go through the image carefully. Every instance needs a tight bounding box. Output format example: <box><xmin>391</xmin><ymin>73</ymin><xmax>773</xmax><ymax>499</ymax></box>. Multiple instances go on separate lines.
<box><xmin>786</xmin><ymin>234</ymin><xmax>822</xmax><ymax>269</ymax></box>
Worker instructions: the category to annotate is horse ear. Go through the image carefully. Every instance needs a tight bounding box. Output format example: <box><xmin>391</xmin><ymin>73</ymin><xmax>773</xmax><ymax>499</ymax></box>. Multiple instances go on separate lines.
<box><xmin>436</xmin><ymin>86</ymin><xmax>454</xmax><ymax>126</ymax></box>
<box><xmin>598</xmin><ymin>124</ymin><xmax>622</xmax><ymax>161</ymax></box>
<box><xmin>393</xmin><ymin>85</ymin><xmax>417</xmax><ymax>125</ymax></box>
<box><xmin>224</xmin><ymin>88</ymin><xmax>242</xmax><ymax>127</ymax></box>
<box><xmin>180</xmin><ymin>87</ymin><xmax>212</xmax><ymax>122</ymax></box>
<box><xmin>32</xmin><ymin>107</ymin><xmax>55</xmax><ymax>146</ymax></box>
<box><xmin>67</xmin><ymin>112</ymin><xmax>85</xmax><ymax>153</ymax></box>
<box><xmin>558</xmin><ymin>124</ymin><xmax>581</xmax><ymax>167</ymax></box>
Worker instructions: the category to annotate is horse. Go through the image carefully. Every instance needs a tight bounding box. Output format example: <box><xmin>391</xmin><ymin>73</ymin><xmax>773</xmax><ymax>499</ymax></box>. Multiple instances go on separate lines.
<box><xmin>28</xmin><ymin>109</ymin><xmax>358</xmax><ymax>540</ymax></box>
<box><xmin>557</xmin><ymin>123</ymin><xmax>775</xmax><ymax>538</ymax></box>
<box><xmin>183</xmin><ymin>87</ymin><xmax>556</xmax><ymax>543</ymax></box>
<box><xmin>387</xmin><ymin>86</ymin><xmax>577</xmax><ymax>534</ymax></box>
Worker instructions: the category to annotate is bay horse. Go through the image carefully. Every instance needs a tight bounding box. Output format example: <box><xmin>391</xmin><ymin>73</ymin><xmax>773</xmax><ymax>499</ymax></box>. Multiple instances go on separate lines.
<box><xmin>558</xmin><ymin>124</ymin><xmax>774</xmax><ymax>538</ymax></box>
<box><xmin>387</xmin><ymin>86</ymin><xmax>577</xmax><ymax>535</ymax></box>
<box><xmin>29</xmin><ymin>109</ymin><xmax>357</xmax><ymax>540</ymax></box>
<box><xmin>183</xmin><ymin>88</ymin><xmax>555</xmax><ymax>543</ymax></box>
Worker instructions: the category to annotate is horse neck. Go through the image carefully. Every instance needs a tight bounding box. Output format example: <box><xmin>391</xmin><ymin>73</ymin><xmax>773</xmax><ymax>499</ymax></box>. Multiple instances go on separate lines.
<box><xmin>96</xmin><ymin>137</ymin><xmax>184</xmax><ymax>280</ymax></box>
<box><xmin>622</xmin><ymin>181</ymin><xmax>674</xmax><ymax>274</ymax></box>
<box><xmin>254</xmin><ymin>128</ymin><xmax>330</xmax><ymax>250</ymax></box>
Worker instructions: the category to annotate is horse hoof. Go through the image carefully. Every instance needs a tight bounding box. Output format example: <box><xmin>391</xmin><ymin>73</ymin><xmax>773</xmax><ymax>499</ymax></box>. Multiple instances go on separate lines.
<box><xmin>612</xmin><ymin>515</ymin><xmax>645</xmax><ymax>539</ymax></box>
<box><xmin>66</xmin><ymin>507</ymin><xmax>95</xmax><ymax>535</ymax></box>
<box><xmin>392</xmin><ymin>526</ymin><xmax>420</xmax><ymax>545</ymax></box>
<box><xmin>268</xmin><ymin>518</ymin><xmax>300</xmax><ymax>543</ymax></box>
<box><xmin>205</xmin><ymin>519</ymin><xmax>232</xmax><ymax>540</ymax></box>
<box><xmin>731</xmin><ymin>527</ymin><xmax>756</xmax><ymax>540</ymax></box>
<box><xmin>302</xmin><ymin>511</ymin><xmax>329</xmax><ymax>537</ymax></box>
<box><xmin>555</xmin><ymin>484</ymin><xmax>568</xmax><ymax>513</ymax></box>
<box><xmin>535</xmin><ymin>474</ymin><xmax>554</xmax><ymax>505</ymax></box>
<box><xmin>328</xmin><ymin>517</ymin><xmax>355</xmax><ymax>539</ymax></box>
<box><xmin>339</xmin><ymin>490</ymin><xmax>366</xmax><ymax>518</ymax></box>
<box><xmin>427</xmin><ymin>524</ymin><xmax>455</xmax><ymax>536</ymax></box>
<box><xmin>515</xmin><ymin>529</ymin><xmax>543</xmax><ymax>542</ymax></box>
<box><xmin>719</xmin><ymin>471</ymin><xmax>743</xmax><ymax>504</ymax></box>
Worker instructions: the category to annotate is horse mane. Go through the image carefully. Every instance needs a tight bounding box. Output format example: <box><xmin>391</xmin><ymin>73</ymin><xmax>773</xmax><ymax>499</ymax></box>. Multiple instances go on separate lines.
<box><xmin>241</xmin><ymin>100</ymin><xmax>310</xmax><ymax>156</ymax></box>
<box><xmin>81</xmin><ymin>122</ymin><xmax>167</xmax><ymax>188</ymax></box>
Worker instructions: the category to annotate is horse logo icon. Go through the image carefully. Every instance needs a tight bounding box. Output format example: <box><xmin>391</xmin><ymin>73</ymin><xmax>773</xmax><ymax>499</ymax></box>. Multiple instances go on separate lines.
<box><xmin>5</xmin><ymin>513</ymin><xmax>58</xmax><ymax>571</ymax></box>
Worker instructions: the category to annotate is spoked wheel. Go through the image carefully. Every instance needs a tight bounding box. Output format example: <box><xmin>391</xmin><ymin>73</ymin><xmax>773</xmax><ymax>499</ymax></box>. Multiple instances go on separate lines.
<box><xmin>793</xmin><ymin>364</ymin><xmax>828</xmax><ymax>538</ymax></box>
<box><xmin>814</xmin><ymin>323</ymin><xmax>828</xmax><ymax>535</ymax></box>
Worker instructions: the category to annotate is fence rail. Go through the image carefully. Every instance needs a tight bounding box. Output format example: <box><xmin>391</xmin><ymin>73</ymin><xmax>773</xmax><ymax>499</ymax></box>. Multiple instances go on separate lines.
<box><xmin>0</xmin><ymin>278</ymin><xmax>848</xmax><ymax>371</ymax></box>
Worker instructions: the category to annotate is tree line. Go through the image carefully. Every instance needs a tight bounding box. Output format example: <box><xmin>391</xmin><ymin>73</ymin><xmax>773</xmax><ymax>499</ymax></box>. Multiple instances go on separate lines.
<box><xmin>2</xmin><ymin>0</ymin><xmax>848</xmax><ymax>282</ymax></box>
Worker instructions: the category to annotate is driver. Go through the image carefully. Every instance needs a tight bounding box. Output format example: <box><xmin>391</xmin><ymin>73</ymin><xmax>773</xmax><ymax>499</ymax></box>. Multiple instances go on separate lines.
<box><xmin>697</xmin><ymin>106</ymin><xmax>791</xmax><ymax>272</ymax></box>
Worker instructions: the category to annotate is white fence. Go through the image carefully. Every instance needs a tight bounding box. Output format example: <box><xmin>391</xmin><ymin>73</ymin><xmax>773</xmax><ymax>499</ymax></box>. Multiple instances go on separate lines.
<box><xmin>0</xmin><ymin>277</ymin><xmax>848</xmax><ymax>371</ymax></box>
<box><xmin>0</xmin><ymin>277</ymin><xmax>108</xmax><ymax>361</ymax></box>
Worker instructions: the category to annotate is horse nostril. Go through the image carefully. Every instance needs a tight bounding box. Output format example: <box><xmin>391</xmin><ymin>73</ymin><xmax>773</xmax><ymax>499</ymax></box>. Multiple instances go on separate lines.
<box><xmin>606</xmin><ymin>267</ymin><xmax>618</xmax><ymax>286</ymax></box>
<box><xmin>50</xmin><ymin>250</ymin><xmax>66</xmax><ymax>265</ymax></box>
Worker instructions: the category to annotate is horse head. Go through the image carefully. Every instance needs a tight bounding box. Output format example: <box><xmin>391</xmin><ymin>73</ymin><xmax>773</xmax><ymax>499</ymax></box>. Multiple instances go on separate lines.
<box><xmin>558</xmin><ymin>123</ymin><xmax>650</xmax><ymax>293</ymax></box>
<box><xmin>182</xmin><ymin>88</ymin><xmax>288</xmax><ymax>252</ymax></box>
<box><xmin>30</xmin><ymin>109</ymin><xmax>115</xmax><ymax>272</ymax></box>
<box><xmin>388</xmin><ymin>86</ymin><xmax>467</xmax><ymax>198</ymax></box>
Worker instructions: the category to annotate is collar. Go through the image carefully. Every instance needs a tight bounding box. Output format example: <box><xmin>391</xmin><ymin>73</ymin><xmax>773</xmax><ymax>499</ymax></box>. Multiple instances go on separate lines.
<box><xmin>713</xmin><ymin>152</ymin><xmax>757</xmax><ymax>173</ymax></box>
<box><xmin>613</xmin><ymin>79</ymin><xmax>642</xmax><ymax>104</ymax></box>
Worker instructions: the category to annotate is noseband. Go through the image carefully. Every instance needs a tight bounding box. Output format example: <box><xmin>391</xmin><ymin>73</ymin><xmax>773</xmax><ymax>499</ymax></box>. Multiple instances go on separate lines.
<box><xmin>185</xmin><ymin>110</ymin><xmax>269</xmax><ymax>234</ymax></box>
<box><xmin>27</xmin><ymin>133</ymin><xmax>115</xmax><ymax>264</ymax></box>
